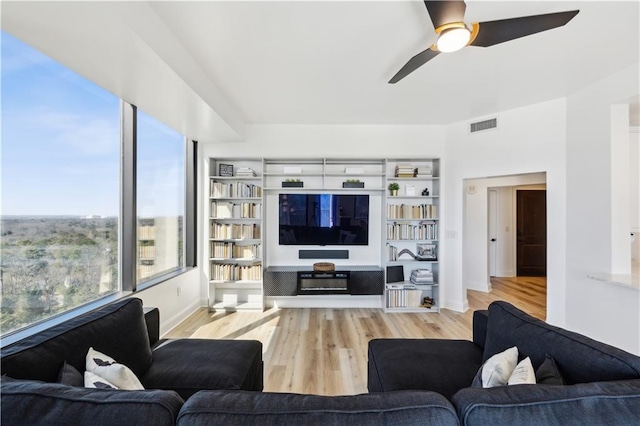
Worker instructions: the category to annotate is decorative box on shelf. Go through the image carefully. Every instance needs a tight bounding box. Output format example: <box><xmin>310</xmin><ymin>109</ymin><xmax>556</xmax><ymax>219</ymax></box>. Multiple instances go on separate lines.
<box><xmin>282</xmin><ymin>181</ymin><xmax>303</xmax><ymax>188</ymax></box>
<box><xmin>342</xmin><ymin>181</ymin><xmax>364</xmax><ymax>188</ymax></box>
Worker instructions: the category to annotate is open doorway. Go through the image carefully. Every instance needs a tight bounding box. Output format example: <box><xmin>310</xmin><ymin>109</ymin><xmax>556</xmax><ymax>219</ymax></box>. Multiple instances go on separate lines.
<box><xmin>464</xmin><ymin>173</ymin><xmax>547</xmax><ymax>318</ymax></box>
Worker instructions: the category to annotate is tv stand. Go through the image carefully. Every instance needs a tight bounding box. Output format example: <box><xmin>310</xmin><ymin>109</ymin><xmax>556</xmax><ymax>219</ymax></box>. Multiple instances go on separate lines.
<box><xmin>264</xmin><ymin>266</ymin><xmax>383</xmax><ymax>308</ymax></box>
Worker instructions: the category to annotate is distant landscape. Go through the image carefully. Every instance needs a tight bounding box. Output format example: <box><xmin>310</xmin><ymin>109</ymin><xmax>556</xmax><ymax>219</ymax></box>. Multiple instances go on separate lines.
<box><xmin>0</xmin><ymin>216</ymin><xmax>118</xmax><ymax>334</ymax></box>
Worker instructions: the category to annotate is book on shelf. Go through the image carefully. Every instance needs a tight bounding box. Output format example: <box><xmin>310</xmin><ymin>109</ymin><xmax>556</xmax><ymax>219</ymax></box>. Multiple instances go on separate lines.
<box><xmin>410</xmin><ymin>268</ymin><xmax>434</xmax><ymax>284</ymax></box>
<box><xmin>415</xmin><ymin>166</ymin><xmax>433</xmax><ymax>177</ymax></box>
<box><xmin>395</xmin><ymin>164</ymin><xmax>414</xmax><ymax>178</ymax></box>
<box><xmin>235</xmin><ymin>167</ymin><xmax>257</xmax><ymax>177</ymax></box>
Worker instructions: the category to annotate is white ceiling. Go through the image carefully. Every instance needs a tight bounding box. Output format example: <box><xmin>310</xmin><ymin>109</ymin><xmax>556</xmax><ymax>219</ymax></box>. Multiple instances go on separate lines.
<box><xmin>2</xmin><ymin>1</ymin><xmax>639</xmax><ymax>137</ymax></box>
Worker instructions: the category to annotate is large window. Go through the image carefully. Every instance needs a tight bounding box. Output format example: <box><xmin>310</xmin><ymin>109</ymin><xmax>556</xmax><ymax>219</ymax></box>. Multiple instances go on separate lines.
<box><xmin>0</xmin><ymin>31</ymin><xmax>196</xmax><ymax>338</ymax></box>
<box><xmin>0</xmin><ymin>32</ymin><xmax>120</xmax><ymax>334</ymax></box>
<box><xmin>136</xmin><ymin>111</ymin><xmax>186</xmax><ymax>282</ymax></box>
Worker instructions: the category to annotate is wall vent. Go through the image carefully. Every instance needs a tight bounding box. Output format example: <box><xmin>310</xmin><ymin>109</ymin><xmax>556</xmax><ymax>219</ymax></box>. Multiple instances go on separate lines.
<box><xmin>469</xmin><ymin>118</ymin><xmax>498</xmax><ymax>133</ymax></box>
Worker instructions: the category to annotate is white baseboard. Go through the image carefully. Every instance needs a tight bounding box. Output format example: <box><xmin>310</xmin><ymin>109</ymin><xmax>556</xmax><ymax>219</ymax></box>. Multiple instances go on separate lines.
<box><xmin>466</xmin><ymin>280</ymin><xmax>491</xmax><ymax>292</ymax></box>
<box><xmin>266</xmin><ymin>295</ymin><xmax>383</xmax><ymax>309</ymax></box>
<box><xmin>160</xmin><ymin>299</ymin><xmax>202</xmax><ymax>337</ymax></box>
<box><xmin>444</xmin><ymin>297</ymin><xmax>469</xmax><ymax>313</ymax></box>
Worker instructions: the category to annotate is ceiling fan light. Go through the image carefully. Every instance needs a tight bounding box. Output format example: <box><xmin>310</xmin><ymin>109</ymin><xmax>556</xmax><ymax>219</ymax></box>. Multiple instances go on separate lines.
<box><xmin>437</xmin><ymin>27</ymin><xmax>471</xmax><ymax>52</ymax></box>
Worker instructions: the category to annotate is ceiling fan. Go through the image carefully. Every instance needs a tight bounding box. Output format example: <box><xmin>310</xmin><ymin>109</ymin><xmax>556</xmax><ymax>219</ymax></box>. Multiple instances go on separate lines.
<box><xmin>389</xmin><ymin>1</ymin><xmax>579</xmax><ymax>84</ymax></box>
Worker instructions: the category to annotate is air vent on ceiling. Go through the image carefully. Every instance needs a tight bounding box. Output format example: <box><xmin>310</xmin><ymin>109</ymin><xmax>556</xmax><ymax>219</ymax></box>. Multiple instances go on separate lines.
<box><xmin>469</xmin><ymin>118</ymin><xmax>498</xmax><ymax>134</ymax></box>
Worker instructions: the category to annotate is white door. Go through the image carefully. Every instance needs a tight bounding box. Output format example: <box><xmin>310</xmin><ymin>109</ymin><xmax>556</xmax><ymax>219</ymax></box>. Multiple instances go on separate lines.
<box><xmin>488</xmin><ymin>189</ymin><xmax>498</xmax><ymax>277</ymax></box>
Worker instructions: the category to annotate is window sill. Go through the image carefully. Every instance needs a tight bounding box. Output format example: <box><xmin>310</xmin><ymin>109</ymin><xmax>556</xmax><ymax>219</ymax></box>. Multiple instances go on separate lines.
<box><xmin>1</xmin><ymin>266</ymin><xmax>196</xmax><ymax>349</ymax></box>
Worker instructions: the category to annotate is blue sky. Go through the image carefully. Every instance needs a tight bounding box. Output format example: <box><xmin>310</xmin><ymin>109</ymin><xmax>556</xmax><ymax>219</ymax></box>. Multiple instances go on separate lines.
<box><xmin>1</xmin><ymin>31</ymin><xmax>184</xmax><ymax>217</ymax></box>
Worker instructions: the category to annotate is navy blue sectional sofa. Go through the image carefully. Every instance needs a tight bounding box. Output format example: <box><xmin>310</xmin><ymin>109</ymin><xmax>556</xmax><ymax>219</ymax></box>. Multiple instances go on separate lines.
<box><xmin>3</xmin><ymin>297</ymin><xmax>640</xmax><ymax>425</ymax></box>
<box><xmin>369</xmin><ymin>301</ymin><xmax>640</xmax><ymax>425</ymax></box>
<box><xmin>0</xmin><ymin>298</ymin><xmax>459</xmax><ymax>426</ymax></box>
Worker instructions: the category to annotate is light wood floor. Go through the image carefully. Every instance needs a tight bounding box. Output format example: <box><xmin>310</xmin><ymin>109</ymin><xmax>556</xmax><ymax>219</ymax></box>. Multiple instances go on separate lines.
<box><xmin>167</xmin><ymin>276</ymin><xmax>546</xmax><ymax>396</ymax></box>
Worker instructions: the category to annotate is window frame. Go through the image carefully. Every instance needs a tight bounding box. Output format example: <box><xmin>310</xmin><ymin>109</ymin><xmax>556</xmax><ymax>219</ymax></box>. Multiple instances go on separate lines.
<box><xmin>0</xmin><ymin>97</ymin><xmax>198</xmax><ymax>345</ymax></box>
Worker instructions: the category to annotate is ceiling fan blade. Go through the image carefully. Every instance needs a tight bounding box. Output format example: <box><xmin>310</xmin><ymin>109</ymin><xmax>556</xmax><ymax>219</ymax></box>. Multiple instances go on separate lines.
<box><xmin>389</xmin><ymin>48</ymin><xmax>440</xmax><ymax>84</ymax></box>
<box><xmin>423</xmin><ymin>1</ymin><xmax>467</xmax><ymax>29</ymax></box>
<box><xmin>470</xmin><ymin>10</ymin><xmax>579</xmax><ymax>47</ymax></box>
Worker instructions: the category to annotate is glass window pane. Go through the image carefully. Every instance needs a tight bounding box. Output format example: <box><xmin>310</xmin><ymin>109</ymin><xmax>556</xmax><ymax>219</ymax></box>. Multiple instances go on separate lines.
<box><xmin>1</xmin><ymin>32</ymin><xmax>120</xmax><ymax>335</ymax></box>
<box><xmin>136</xmin><ymin>111</ymin><xmax>185</xmax><ymax>283</ymax></box>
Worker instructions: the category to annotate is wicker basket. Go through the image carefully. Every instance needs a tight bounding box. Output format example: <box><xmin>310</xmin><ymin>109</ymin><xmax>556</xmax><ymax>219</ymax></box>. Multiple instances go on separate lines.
<box><xmin>313</xmin><ymin>262</ymin><xmax>335</xmax><ymax>272</ymax></box>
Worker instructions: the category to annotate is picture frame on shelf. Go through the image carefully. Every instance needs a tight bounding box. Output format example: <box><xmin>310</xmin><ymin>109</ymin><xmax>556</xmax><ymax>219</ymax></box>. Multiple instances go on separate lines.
<box><xmin>417</xmin><ymin>243</ymin><xmax>437</xmax><ymax>260</ymax></box>
<box><xmin>219</xmin><ymin>163</ymin><xmax>234</xmax><ymax>177</ymax></box>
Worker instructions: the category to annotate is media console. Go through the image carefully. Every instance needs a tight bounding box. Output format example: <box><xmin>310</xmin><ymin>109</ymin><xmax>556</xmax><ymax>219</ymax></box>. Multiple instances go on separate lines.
<box><xmin>264</xmin><ymin>266</ymin><xmax>384</xmax><ymax>308</ymax></box>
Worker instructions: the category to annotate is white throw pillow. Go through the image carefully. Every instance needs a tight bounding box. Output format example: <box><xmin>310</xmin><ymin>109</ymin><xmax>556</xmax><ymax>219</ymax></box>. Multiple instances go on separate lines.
<box><xmin>508</xmin><ymin>357</ymin><xmax>536</xmax><ymax>385</ymax></box>
<box><xmin>481</xmin><ymin>346</ymin><xmax>519</xmax><ymax>388</ymax></box>
<box><xmin>85</xmin><ymin>347</ymin><xmax>144</xmax><ymax>390</ymax></box>
<box><xmin>84</xmin><ymin>371</ymin><xmax>118</xmax><ymax>389</ymax></box>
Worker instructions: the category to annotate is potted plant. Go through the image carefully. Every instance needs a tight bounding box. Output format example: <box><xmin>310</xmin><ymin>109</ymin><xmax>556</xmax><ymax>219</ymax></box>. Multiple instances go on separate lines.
<box><xmin>342</xmin><ymin>179</ymin><xmax>364</xmax><ymax>188</ymax></box>
<box><xmin>388</xmin><ymin>182</ymin><xmax>400</xmax><ymax>196</ymax></box>
<box><xmin>282</xmin><ymin>178</ymin><xmax>303</xmax><ymax>188</ymax></box>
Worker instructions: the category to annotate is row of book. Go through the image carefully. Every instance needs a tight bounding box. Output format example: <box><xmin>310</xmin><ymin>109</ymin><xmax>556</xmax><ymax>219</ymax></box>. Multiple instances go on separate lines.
<box><xmin>210</xmin><ymin>223</ymin><xmax>261</xmax><ymax>240</ymax></box>
<box><xmin>386</xmin><ymin>222</ymin><xmax>438</xmax><ymax>240</ymax></box>
<box><xmin>138</xmin><ymin>245</ymin><xmax>155</xmax><ymax>260</ymax></box>
<box><xmin>138</xmin><ymin>225</ymin><xmax>155</xmax><ymax>240</ymax></box>
<box><xmin>387</xmin><ymin>204</ymin><xmax>438</xmax><ymax>219</ymax></box>
<box><xmin>210</xmin><ymin>181</ymin><xmax>262</xmax><ymax>198</ymax></box>
<box><xmin>210</xmin><ymin>242</ymin><xmax>261</xmax><ymax>259</ymax></box>
<box><xmin>210</xmin><ymin>263</ymin><xmax>262</xmax><ymax>281</ymax></box>
<box><xmin>210</xmin><ymin>201</ymin><xmax>262</xmax><ymax>219</ymax></box>
<box><xmin>410</xmin><ymin>269</ymin><xmax>434</xmax><ymax>284</ymax></box>
<box><xmin>386</xmin><ymin>285</ymin><xmax>423</xmax><ymax>308</ymax></box>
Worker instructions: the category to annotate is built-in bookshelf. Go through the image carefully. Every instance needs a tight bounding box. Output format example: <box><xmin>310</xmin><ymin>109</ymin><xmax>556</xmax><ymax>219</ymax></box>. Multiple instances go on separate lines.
<box><xmin>384</xmin><ymin>159</ymin><xmax>440</xmax><ymax>313</ymax></box>
<box><xmin>208</xmin><ymin>159</ymin><xmax>264</xmax><ymax>311</ymax></box>
<box><xmin>137</xmin><ymin>218</ymin><xmax>156</xmax><ymax>281</ymax></box>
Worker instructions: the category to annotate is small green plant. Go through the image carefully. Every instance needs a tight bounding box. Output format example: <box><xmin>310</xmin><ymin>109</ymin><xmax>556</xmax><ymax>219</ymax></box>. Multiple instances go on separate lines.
<box><xmin>345</xmin><ymin>179</ymin><xmax>361</xmax><ymax>183</ymax></box>
<box><xmin>388</xmin><ymin>182</ymin><xmax>400</xmax><ymax>191</ymax></box>
<box><xmin>285</xmin><ymin>179</ymin><xmax>302</xmax><ymax>182</ymax></box>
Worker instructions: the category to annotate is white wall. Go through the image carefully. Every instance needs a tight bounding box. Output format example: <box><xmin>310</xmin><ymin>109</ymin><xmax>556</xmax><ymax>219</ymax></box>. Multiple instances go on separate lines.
<box><xmin>631</xmin><ymin>129</ymin><xmax>640</xmax><ymax>263</ymax></box>
<box><xmin>444</xmin><ymin>99</ymin><xmax>567</xmax><ymax>317</ymax></box>
<box><xmin>136</xmin><ymin>268</ymin><xmax>202</xmax><ymax>336</ymax></box>
<box><xmin>566</xmin><ymin>63</ymin><xmax>640</xmax><ymax>354</ymax></box>
<box><xmin>463</xmin><ymin>174</ymin><xmax>546</xmax><ymax>292</ymax></box>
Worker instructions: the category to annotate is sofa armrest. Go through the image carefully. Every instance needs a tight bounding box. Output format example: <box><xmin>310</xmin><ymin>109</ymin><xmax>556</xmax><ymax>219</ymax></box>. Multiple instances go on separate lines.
<box><xmin>472</xmin><ymin>310</ymin><xmax>489</xmax><ymax>350</ymax></box>
<box><xmin>144</xmin><ymin>307</ymin><xmax>160</xmax><ymax>347</ymax></box>
<box><xmin>452</xmin><ymin>379</ymin><xmax>640</xmax><ymax>426</ymax></box>
<box><xmin>1</xmin><ymin>377</ymin><xmax>183</xmax><ymax>426</ymax></box>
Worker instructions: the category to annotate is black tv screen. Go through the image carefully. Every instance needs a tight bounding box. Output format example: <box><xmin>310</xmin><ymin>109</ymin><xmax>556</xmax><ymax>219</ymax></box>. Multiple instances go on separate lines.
<box><xmin>279</xmin><ymin>194</ymin><xmax>369</xmax><ymax>245</ymax></box>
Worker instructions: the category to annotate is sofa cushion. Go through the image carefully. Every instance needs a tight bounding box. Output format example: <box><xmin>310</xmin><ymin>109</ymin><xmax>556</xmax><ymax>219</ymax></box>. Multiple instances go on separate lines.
<box><xmin>0</xmin><ymin>377</ymin><xmax>184</xmax><ymax>426</ymax></box>
<box><xmin>142</xmin><ymin>339</ymin><xmax>263</xmax><ymax>399</ymax></box>
<box><xmin>452</xmin><ymin>378</ymin><xmax>640</xmax><ymax>426</ymax></box>
<box><xmin>368</xmin><ymin>338</ymin><xmax>483</xmax><ymax>400</ymax></box>
<box><xmin>483</xmin><ymin>301</ymin><xmax>640</xmax><ymax>384</ymax></box>
<box><xmin>1</xmin><ymin>298</ymin><xmax>153</xmax><ymax>383</ymax></box>
<box><xmin>177</xmin><ymin>389</ymin><xmax>459</xmax><ymax>426</ymax></box>
<box><xmin>535</xmin><ymin>355</ymin><xmax>565</xmax><ymax>385</ymax></box>
<box><xmin>471</xmin><ymin>346</ymin><xmax>519</xmax><ymax>388</ymax></box>
<box><xmin>86</xmin><ymin>347</ymin><xmax>144</xmax><ymax>390</ymax></box>
<box><xmin>57</xmin><ymin>361</ymin><xmax>83</xmax><ymax>387</ymax></box>
<box><xmin>84</xmin><ymin>371</ymin><xmax>118</xmax><ymax>389</ymax></box>
<box><xmin>507</xmin><ymin>357</ymin><xmax>535</xmax><ymax>385</ymax></box>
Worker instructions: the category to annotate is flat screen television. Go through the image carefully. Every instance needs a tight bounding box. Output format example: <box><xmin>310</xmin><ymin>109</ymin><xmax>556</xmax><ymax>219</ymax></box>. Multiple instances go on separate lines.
<box><xmin>279</xmin><ymin>194</ymin><xmax>369</xmax><ymax>245</ymax></box>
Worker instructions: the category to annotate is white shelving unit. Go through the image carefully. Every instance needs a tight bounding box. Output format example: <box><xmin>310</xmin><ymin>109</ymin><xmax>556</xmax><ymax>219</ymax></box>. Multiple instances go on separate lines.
<box><xmin>207</xmin><ymin>157</ymin><xmax>443</xmax><ymax>313</ymax></box>
<box><xmin>263</xmin><ymin>158</ymin><xmax>386</xmax><ymax>191</ymax></box>
<box><xmin>208</xmin><ymin>159</ymin><xmax>264</xmax><ymax>311</ymax></box>
<box><xmin>384</xmin><ymin>158</ymin><xmax>440</xmax><ymax>313</ymax></box>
